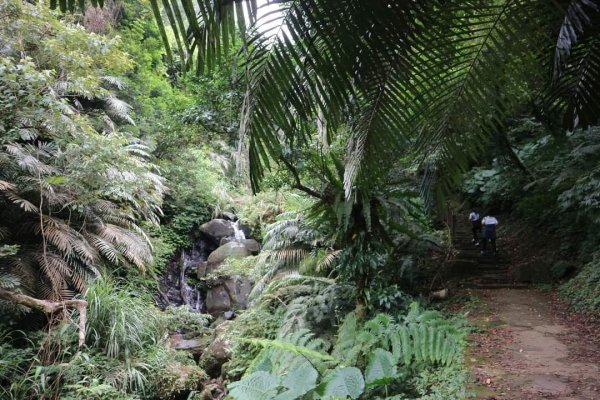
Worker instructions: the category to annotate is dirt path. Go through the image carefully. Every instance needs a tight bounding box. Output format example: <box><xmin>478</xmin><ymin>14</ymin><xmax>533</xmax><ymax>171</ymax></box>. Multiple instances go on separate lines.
<box><xmin>466</xmin><ymin>288</ymin><xmax>600</xmax><ymax>400</ymax></box>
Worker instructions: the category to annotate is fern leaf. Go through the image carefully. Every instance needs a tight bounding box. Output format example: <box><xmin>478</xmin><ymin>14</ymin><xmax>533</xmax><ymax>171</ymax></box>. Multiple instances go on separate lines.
<box><xmin>236</xmin><ymin>337</ymin><xmax>333</xmax><ymax>363</ymax></box>
<box><xmin>428</xmin><ymin>326</ymin><xmax>436</xmax><ymax>364</ymax></box>
<box><xmin>400</xmin><ymin>326</ymin><xmax>411</xmax><ymax>367</ymax></box>
<box><xmin>419</xmin><ymin>324</ymin><xmax>428</xmax><ymax>364</ymax></box>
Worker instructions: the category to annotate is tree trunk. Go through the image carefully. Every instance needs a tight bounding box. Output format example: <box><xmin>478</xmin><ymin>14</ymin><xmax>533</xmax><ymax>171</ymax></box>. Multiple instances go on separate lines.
<box><xmin>0</xmin><ymin>287</ymin><xmax>87</xmax><ymax>347</ymax></box>
<box><xmin>355</xmin><ymin>274</ymin><xmax>368</xmax><ymax>320</ymax></box>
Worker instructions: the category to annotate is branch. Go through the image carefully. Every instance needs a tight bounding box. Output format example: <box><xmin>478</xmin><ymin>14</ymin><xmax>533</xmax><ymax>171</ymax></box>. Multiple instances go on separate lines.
<box><xmin>279</xmin><ymin>156</ymin><xmax>324</xmax><ymax>199</ymax></box>
<box><xmin>0</xmin><ymin>287</ymin><xmax>88</xmax><ymax>347</ymax></box>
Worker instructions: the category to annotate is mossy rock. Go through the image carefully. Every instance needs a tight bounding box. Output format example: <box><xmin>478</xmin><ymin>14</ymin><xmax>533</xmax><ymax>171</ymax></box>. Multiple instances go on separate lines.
<box><xmin>199</xmin><ymin>219</ymin><xmax>235</xmax><ymax>242</ymax></box>
<box><xmin>207</xmin><ymin>242</ymin><xmax>251</xmax><ymax>266</ymax></box>
<box><xmin>198</xmin><ymin>321</ymin><xmax>233</xmax><ymax>378</ymax></box>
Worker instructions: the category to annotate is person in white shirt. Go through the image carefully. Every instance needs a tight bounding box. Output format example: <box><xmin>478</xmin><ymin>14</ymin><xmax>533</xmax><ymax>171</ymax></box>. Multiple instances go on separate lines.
<box><xmin>468</xmin><ymin>211</ymin><xmax>481</xmax><ymax>245</ymax></box>
<box><xmin>480</xmin><ymin>215</ymin><xmax>498</xmax><ymax>255</ymax></box>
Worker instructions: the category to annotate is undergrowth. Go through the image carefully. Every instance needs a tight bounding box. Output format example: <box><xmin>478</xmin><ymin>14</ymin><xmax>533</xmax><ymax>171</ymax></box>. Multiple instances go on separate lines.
<box><xmin>561</xmin><ymin>254</ymin><xmax>600</xmax><ymax>316</ymax></box>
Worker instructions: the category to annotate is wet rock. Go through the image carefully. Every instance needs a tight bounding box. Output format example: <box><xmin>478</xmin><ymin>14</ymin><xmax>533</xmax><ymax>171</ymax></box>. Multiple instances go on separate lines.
<box><xmin>239</xmin><ymin>223</ymin><xmax>252</xmax><ymax>239</ymax></box>
<box><xmin>224</xmin><ymin>276</ymin><xmax>253</xmax><ymax>309</ymax></box>
<box><xmin>197</xmin><ymin>261</ymin><xmax>208</xmax><ymax>278</ymax></box>
<box><xmin>199</xmin><ymin>219</ymin><xmax>235</xmax><ymax>242</ymax></box>
<box><xmin>219</xmin><ymin>212</ymin><xmax>237</xmax><ymax>221</ymax></box>
<box><xmin>207</xmin><ymin>242</ymin><xmax>251</xmax><ymax>265</ymax></box>
<box><xmin>219</xmin><ymin>236</ymin><xmax>234</xmax><ymax>246</ymax></box>
<box><xmin>169</xmin><ymin>333</ymin><xmax>209</xmax><ymax>356</ymax></box>
<box><xmin>224</xmin><ymin>311</ymin><xmax>235</xmax><ymax>320</ymax></box>
<box><xmin>206</xmin><ymin>285</ymin><xmax>231</xmax><ymax>315</ymax></box>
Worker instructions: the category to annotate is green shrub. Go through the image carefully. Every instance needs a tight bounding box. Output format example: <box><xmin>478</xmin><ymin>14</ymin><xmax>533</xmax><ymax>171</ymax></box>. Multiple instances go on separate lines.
<box><xmin>561</xmin><ymin>255</ymin><xmax>600</xmax><ymax>315</ymax></box>
<box><xmin>162</xmin><ymin>306</ymin><xmax>212</xmax><ymax>334</ymax></box>
<box><xmin>85</xmin><ymin>278</ymin><xmax>165</xmax><ymax>360</ymax></box>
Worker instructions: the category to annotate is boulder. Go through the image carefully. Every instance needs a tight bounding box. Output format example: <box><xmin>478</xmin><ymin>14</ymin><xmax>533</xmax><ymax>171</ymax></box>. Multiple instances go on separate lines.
<box><xmin>199</xmin><ymin>219</ymin><xmax>235</xmax><ymax>242</ymax></box>
<box><xmin>217</xmin><ymin>238</ymin><xmax>260</xmax><ymax>253</ymax></box>
<box><xmin>224</xmin><ymin>276</ymin><xmax>253</xmax><ymax>309</ymax></box>
<box><xmin>206</xmin><ymin>285</ymin><xmax>231</xmax><ymax>315</ymax></box>
<box><xmin>239</xmin><ymin>223</ymin><xmax>252</xmax><ymax>238</ymax></box>
<box><xmin>219</xmin><ymin>212</ymin><xmax>237</xmax><ymax>221</ymax></box>
<box><xmin>207</xmin><ymin>242</ymin><xmax>251</xmax><ymax>265</ymax></box>
<box><xmin>224</xmin><ymin>311</ymin><xmax>235</xmax><ymax>320</ymax></box>
<box><xmin>199</xmin><ymin>321</ymin><xmax>233</xmax><ymax>377</ymax></box>
<box><xmin>241</xmin><ymin>239</ymin><xmax>261</xmax><ymax>255</ymax></box>
<box><xmin>169</xmin><ymin>334</ymin><xmax>209</xmax><ymax>356</ymax></box>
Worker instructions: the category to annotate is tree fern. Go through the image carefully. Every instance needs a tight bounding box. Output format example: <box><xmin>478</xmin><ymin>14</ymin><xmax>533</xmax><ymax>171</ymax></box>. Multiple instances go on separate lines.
<box><xmin>331</xmin><ymin>304</ymin><xmax>467</xmax><ymax>371</ymax></box>
<box><xmin>0</xmin><ymin>3</ymin><xmax>165</xmax><ymax>305</ymax></box>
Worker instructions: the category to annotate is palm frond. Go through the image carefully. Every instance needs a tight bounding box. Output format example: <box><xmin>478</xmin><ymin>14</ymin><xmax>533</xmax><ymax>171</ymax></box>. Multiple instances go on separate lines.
<box><xmin>114</xmin><ymin>0</ymin><xmax>258</xmax><ymax>72</ymax></box>
<box><xmin>233</xmin><ymin>0</ymin><xmax>600</xmax><ymax>200</ymax></box>
<box><xmin>554</xmin><ymin>0</ymin><xmax>599</xmax><ymax>75</ymax></box>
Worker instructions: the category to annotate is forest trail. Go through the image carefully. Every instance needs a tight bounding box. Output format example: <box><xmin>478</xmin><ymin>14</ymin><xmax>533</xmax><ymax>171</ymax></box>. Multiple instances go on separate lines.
<box><xmin>450</xmin><ymin>215</ymin><xmax>600</xmax><ymax>398</ymax></box>
<box><xmin>466</xmin><ymin>289</ymin><xmax>600</xmax><ymax>399</ymax></box>
<box><xmin>450</xmin><ymin>213</ymin><xmax>524</xmax><ymax>289</ymax></box>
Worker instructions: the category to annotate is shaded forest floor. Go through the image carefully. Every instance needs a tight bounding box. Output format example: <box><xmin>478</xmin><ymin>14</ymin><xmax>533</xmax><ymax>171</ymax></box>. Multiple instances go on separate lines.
<box><xmin>459</xmin><ymin>288</ymin><xmax>600</xmax><ymax>399</ymax></box>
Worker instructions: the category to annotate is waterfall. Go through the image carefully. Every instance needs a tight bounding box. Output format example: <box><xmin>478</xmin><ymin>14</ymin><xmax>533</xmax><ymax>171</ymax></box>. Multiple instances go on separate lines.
<box><xmin>233</xmin><ymin>220</ymin><xmax>246</xmax><ymax>241</ymax></box>
<box><xmin>157</xmin><ymin>217</ymin><xmax>251</xmax><ymax>314</ymax></box>
<box><xmin>158</xmin><ymin>238</ymin><xmax>213</xmax><ymax>313</ymax></box>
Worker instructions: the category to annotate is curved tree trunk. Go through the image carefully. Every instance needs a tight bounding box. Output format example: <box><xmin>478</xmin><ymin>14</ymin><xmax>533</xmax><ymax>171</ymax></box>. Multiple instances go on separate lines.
<box><xmin>0</xmin><ymin>287</ymin><xmax>87</xmax><ymax>347</ymax></box>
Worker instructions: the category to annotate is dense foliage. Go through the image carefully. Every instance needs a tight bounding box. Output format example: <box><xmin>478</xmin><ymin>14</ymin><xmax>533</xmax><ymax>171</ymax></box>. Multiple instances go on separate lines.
<box><xmin>0</xmin><ymin>0</ymin><xmax>164</xmax><ymax>302</ymax></box>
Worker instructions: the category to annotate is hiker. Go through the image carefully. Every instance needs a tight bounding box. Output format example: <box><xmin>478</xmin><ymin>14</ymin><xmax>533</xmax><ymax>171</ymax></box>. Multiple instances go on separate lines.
<box><xmin>468</xmin><ymin>211</ymin><xmax>481</xmax><ymax>245</ymax></box>
<box><xmin>480</xmin><ymin>214</ymin><xmax>498</xmax><ymax>256</ymax></box>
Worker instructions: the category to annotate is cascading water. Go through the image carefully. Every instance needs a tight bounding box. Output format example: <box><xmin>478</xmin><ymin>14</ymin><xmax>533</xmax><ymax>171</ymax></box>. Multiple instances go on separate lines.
<box><xmin>232</xmin><ymin>220</ymin><xmax>246</xmax><ymax>241</ymax></box>
<box><xmin>158</xmin><ymin>236</ymin><xmax>214</xmax><ymax>312</ymax></box>
<box><xmin>157</xmin><ymin>216</ymin><xmax>253</xmax><ymax>314</ymax></box>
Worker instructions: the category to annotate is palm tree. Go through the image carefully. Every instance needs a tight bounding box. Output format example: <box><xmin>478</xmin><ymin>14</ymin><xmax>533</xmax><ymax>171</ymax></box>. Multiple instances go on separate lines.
<box><xmin>53</xmin><ymin>0</ymin><xmax>600</xmax><ymax>196</ymax></box>
<box><xmin>86</xmin><ymin>0</ymin><xmax>598</xmax><ymax>313</ymax></box>
<box><xmin>49</xmin><ymin>0</ymin><xmax>600</xmax><ymax>313</ymax></box>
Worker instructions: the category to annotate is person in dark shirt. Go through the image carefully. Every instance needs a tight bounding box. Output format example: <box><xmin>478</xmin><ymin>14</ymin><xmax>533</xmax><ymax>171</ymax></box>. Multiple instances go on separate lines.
<box><xmin>469</xmin><ymin>211</ymin><xmax>481</xmax><ymax>245</ymax></box>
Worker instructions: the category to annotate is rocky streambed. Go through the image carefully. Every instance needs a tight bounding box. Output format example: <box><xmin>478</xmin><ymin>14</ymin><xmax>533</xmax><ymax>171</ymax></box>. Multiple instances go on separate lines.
<box><xmin>158</xmin><ymin>214</ymin><xmax>260</xmax><ymax>317</ymax></box>
<box><xmin>157</xmin><ymin>214</ymin><xmax>261</xmax><ymax>379</ymax></box>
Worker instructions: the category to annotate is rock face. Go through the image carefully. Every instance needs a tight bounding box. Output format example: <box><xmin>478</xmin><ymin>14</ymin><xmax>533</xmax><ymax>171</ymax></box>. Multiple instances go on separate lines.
<box><xmin>241</xmin><ymin>239</ymin><xmax>261</xmax><ymax>255</ymax></box>
<box><xmin>160</xmin><ymin>216</ymin><xmax>260</xmax><ymax>320</ymax></box>
<box><xmin>206</xmin><ymin>286</ymin><xmax>231</xmax><ymax>315</ymax></box>
<box><xmin>199</xmin><ymin>219</ymin><xmax>235</xmax><ymax>243</ymax></box>
<box><xmin>169</xmin><ymin>334</ymin><xmax>210</xmax><ymax>356</ymax></box>
<box><xmin>202</xmin><ymin>240</ymin><xmax>257</xmax><ymax>315</ymax></box>
<box><xmin>224</xmin><ymin>276</ymin><xmax>253</xmax><ymax>309</ymax></box>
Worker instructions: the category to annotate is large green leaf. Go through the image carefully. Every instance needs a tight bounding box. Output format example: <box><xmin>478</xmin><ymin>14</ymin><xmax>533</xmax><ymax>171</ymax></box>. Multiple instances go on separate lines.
<box><xmin>228</xmin><ymin>371</ymin><xmax>280</xmax><ymax>400</ymax></box>
<box><xmin>275</xmin><ymin>363</ymin><xmax>319</xmax><ymax>400</ymax></box>
<box><xmin>365</xmin><ymin>348</ymin><xmax>398</xmax><ymax>386</ymax></box>
<box><xmin>317</xmin><ymin>367</ymin><xmax>365</xmax><ymax>400</ymax></box>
